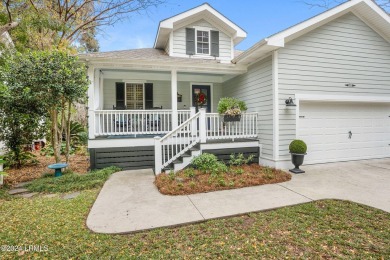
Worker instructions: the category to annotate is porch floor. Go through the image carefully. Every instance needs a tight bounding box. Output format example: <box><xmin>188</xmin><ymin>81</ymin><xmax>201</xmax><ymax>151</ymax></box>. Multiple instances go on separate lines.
<box><xmin>96</xmin><ymin>135</ymin><xmax>258</xmax><ymax>143</ymax></box>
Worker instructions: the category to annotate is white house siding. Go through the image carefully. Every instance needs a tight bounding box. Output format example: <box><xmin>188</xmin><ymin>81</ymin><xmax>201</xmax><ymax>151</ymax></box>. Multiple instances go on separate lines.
<box><xmin>223</xmin><ymin>56</ymin><xmax>274</xmax><ymax>159</ymax></box>
<box><xmin>277</xmin><ymin>13</ymin><xmax>390</xmax><ymax>160</ymax></box>
<box><xmin>103</xmin><ymin>79</ymin><xmax>222</xmax><ymax>112</ymax></box>
<box><xmin>172</xmin><ymin>19</ymin><xmax>232</xmax><ymax>62</ymax></box>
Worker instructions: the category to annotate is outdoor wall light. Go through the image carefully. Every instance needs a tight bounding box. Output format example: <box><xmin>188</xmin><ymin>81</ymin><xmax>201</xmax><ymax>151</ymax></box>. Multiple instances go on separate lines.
<box><xmin>345</xmin><ymin>83</ymin><xmax>356</xmax><ymax>87</ymax></box>
<box><xmin>177</xmin><ymin>92</ymin><xmax>183</xmax><ymax>102</ymax></box>
<box><xmin>285</xmin><ymin>97</ymin><xmax>296</xmax><ymax>107</ymax></box>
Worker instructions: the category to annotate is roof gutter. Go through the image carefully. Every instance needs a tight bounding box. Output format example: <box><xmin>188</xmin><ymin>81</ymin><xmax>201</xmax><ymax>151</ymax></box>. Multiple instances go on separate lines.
<box><xmin>232</xmin><ymin>39</ymin><xmax>267</xmax><ymax>64</ymax></box>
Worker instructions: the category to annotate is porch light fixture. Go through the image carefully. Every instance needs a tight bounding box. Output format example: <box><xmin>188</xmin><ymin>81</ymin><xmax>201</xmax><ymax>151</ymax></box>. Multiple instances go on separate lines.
<box><xmin>285</xmin><ymin>97</ymin><xmax>296</xmax><ymax>107</ymax></box>
<box><xmin>177</xmin><ymin>92</ymin><xmax>183</xmax><ymax>102</ymax></box>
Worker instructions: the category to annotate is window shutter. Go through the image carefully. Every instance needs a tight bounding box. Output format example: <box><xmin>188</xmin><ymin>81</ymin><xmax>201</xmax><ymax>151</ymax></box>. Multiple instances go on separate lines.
<box><xmin>186</xmin><ymin>28</ymin><xmax>195</xmax><ymax>55</ymax></box>
<box><xmin>115</xmin><ymin>82</ymin><xmax>125</xmax><ymax>108</ymax></box>
<box><xmin>144</xmin><ymin>83</ymin><xmax>153</xmax><ymax>109</ymax></box>
<box><xmin>211</xmin><ymin>30</ymin><xmax>219</xmax><ymax>57</ymax></box>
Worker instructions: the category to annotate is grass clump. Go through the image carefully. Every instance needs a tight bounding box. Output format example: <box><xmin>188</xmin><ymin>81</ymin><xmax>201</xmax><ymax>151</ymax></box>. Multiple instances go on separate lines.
<box><xmin>25</xmin><ymin>166</ymin><xmax>121</xmax><ymax>193</ymax></box>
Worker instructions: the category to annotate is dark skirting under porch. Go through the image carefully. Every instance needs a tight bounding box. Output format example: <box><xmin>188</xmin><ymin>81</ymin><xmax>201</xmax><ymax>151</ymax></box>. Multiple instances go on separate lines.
<box><xmin>89</xmin><ymin>139</ymin><xmax>259</xmax><ymax>171</ymax></box>
<box><xmin>90</xmin><ymin>146</ymin><xmax>155</xmax><ymax>170</ymax></box>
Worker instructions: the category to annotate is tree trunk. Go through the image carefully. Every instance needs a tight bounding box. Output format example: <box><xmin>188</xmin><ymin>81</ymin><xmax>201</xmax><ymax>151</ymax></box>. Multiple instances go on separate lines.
<box><xmin>65</xmin><ymin>101</ymin><xmax>72</xmax><ymax>163</ymax></box>
<box><xmin>51</xmin><ymin>109</ymin><xmax>61</xmax><ymax>163</ymax></box>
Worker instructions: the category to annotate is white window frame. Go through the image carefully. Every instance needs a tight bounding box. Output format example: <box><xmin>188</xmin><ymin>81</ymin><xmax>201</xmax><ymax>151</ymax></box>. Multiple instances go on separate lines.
<box><xmin>124</xmin><ymin>82</ymin><xmax>145</xmax><ymax>110</ymax></box>
<box><xmin>195</xmin><ymin>29</ymin><xmax>211</xmax><ymax>55</ymax></box>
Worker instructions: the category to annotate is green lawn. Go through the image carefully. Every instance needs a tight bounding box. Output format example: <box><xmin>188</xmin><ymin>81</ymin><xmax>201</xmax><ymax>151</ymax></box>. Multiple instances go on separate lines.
<box><xmin>0</xmin><ymin>190</ymin><xmax>389</xmax><ymax>259</ymax></box>
<box><xmin>25</xmin><ymin>166</ymin><xmax>120</xmax><ymax>193</ymax></box>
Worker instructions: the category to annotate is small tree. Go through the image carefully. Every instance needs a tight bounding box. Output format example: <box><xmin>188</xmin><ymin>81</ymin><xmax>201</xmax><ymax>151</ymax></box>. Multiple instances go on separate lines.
<box><xmin>0</xmin><ymin>50</ymin><xmax>89</xmax><ymax>164</ymax></box>
<box><xmin>0</xmin><ymin>51</ymin><xmax>47</xmax><ymax>167</ymax></box>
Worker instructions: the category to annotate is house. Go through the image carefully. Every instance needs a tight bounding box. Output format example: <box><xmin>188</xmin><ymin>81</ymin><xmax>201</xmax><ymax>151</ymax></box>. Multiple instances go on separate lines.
<box><xmin>79</xmin><ymin>0</ymin><xmax>390</xmax><ymax>173</ymax></box>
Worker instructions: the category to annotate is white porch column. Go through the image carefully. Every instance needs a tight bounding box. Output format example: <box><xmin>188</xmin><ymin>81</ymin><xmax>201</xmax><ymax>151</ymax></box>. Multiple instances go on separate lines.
<box><xmin>171</xmin><ymin>69</ymin><xmax>178</xmax><ymax>130</ymax></box>
<box><xmin>99</xmin><ymin>70</ymin><xmax>104</xmax><ymax>110</ymax></box>
<box><xmin>199</xmin><ymin>108</ymin><xmax>207</xmax><ymax>143</ymax></box>
<box><xmin>87</xmin><ymin>66</ymin><xmax>96</xmax><ymax>139</ymax></box>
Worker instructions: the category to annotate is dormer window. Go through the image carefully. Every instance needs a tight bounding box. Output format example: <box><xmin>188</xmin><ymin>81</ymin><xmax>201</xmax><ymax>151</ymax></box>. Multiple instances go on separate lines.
<box><xmin>196</xmin><ymin>30</ymin><xmax>210</xmax><ymax>55</ymax></box>
<box><xmin>186</xmin><ymin>28</ymin><xmax>220</xmax><ymax>57</ymax></box>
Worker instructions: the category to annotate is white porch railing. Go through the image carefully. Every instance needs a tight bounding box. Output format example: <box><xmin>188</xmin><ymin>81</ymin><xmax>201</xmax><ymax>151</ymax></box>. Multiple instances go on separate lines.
<box><xmin>154</xmin><ymin>111</ymin><xmax>202</xmax><ymax>173</ymax></box>
<box><xmin>154</xmin><ymin>109</ymin><xmax>258</xmax><ymax>174</ymax></box>
<box><xmin>206</xmin><ymin>113</ymin><xmax>258</xmax><ymax>140</ymax></box>
<box><xmin>94</xmin><ymin>110</ymin><xmax>191</xmax><ymax>136</ymax></box>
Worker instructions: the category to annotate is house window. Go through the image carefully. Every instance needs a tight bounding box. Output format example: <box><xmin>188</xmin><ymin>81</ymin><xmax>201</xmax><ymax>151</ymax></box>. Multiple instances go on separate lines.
<box><xmin>126</xmin><ymin>83</ymin><xmax>144</xmax><ymax>109</ymax></box>
<box><xmin>196</xmin><ymin>30</ymin><xmax>209</xmax><ymax>54</ymax></box>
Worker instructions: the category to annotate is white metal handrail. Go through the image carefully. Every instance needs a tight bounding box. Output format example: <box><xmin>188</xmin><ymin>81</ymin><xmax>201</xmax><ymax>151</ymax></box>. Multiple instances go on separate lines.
<box><xmin>155</xmin><ymin>111</ymin><xmax>201</xmax><ymax>173</ymax></box>
<box><xmin>206</xmin><ymin>113</ymin><xmax>258</xmax><ymax>140</ymax></box>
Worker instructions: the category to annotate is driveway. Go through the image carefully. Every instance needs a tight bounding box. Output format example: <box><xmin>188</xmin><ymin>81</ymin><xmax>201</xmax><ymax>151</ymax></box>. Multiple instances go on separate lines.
<box><xmin>87</xmin><ymin>158</ymin><xmax>390</xmax><ymax>234</ymax></box>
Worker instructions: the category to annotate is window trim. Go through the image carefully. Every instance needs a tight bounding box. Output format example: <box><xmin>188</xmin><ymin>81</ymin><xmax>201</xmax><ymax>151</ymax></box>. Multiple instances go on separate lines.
<box><xmin>124</xmin><ymin>82</ymin><xmax>145</xmax><ymax>110</ymax></box>
<box><xmin>195</xmin><ymin>29</ymin><xmax>211</xmax><ymax>55</ymax></box>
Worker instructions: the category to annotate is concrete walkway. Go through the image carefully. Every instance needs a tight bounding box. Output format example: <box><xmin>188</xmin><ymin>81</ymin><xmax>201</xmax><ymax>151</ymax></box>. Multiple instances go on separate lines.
<box><xmin>87</xmin><ymin>158</ymin><xmax>390</xmax><ymax>234</ymax></box>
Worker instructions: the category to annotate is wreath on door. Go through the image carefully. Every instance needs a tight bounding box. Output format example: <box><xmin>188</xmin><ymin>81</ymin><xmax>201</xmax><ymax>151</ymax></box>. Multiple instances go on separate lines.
<box><xmin>195</xmin><ymin>92</ymin><xmax>207</xmax><ymax>107</ymax></box>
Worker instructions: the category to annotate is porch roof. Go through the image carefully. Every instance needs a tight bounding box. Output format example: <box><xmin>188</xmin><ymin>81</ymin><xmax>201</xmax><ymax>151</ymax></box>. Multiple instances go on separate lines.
<box><xmin>79</xmin><ymin>48</ymin><xmax>247</xmax><ymax>75</ymax></box>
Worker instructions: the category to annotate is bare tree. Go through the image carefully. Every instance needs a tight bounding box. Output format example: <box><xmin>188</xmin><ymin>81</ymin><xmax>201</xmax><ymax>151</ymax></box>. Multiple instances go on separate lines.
<box><xmin>1</xmin><ymin>0</ymin><xmax>165</xmax><ymax>50</ymax></box>
<box><xmin>304</xmin><ymin>0</ymin><xmax>390</xmax><ymax>13</ymax></box>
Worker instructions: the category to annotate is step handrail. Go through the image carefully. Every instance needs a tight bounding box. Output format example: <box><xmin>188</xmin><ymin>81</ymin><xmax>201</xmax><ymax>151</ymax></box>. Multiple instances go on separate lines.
<box><xmin>159</xmin><ymin>111</ymin><xmax>200</xmax><ymax>142</ymax></box>
<box><xmin>155</xmin><ymin>111</ymin><xmax>201</xmax><ymax>174</ymax></box>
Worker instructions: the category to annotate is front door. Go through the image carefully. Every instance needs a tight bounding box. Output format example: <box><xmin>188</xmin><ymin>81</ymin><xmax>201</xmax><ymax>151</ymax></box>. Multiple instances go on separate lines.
<box><xmin>192</xmin><ymin>85</ymin><xmax>211</xmax><ymax>112</ymax></box>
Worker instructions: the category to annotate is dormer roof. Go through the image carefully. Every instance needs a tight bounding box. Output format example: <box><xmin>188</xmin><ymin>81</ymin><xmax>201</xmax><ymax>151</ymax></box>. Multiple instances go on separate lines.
<box><xmin>154</xmin><ymin>3</ymin><xmax>247</xmax><ymax>49</ymax></box>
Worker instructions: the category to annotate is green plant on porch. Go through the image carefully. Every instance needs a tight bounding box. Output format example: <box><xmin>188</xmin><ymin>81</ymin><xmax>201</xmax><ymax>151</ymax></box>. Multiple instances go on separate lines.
<box><xmin>217</xmin><ymin>97</ymin><xmax>248</xmax><ymax>116</ymax></box>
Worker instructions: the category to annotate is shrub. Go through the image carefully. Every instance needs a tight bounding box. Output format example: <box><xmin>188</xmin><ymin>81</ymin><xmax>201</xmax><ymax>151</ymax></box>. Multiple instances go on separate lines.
<box><xmin>217</xmin><ymin>97</ymin><xmax>248</xmax><ymax>115</ymax></box>
<box><xmin>229</xmin><ymin>153</ymin><xmax>254</xmax><ymax>166</ymax></box>
<box><xmin>4</xmin><ymin>150</ymin><xmax>38</xmax><ymax>168</ymax></box>
<box><xmin>183</xmin><ymin>168</ymin><xmax>195</xmax><ymax>178</ymax></box>
<box><xmin>191</xmin><ymin>153</ymin><xmax>219</xmax><ymax>172</ymax></box>
<box><xmin>191</xmin><ymin>153</ymin><xmax>228</xmax><ymax>175</ymax></box>
<box><xmin>289</xmin><ymin>140</ymin><xmax>307</xmax><ymax>154</ymax></box>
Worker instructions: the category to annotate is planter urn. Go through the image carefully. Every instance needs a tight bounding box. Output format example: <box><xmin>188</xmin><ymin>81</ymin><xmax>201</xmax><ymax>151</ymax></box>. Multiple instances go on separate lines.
<box><xmin>223</xmin><ymin>114</ymin><xmax>241</xmax><ymax>122</ymax></box>
<box><xmin>289</xmin><ymin>153</ymin><xmax>306</xmax><ymax>174</ymax></box>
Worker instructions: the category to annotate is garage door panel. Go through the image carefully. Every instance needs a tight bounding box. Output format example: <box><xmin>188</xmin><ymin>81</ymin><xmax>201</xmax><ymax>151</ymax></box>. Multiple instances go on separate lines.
<box><xmin>298</xmin><ymin>101</ymin><xmax>390</xmax><ymax>164</ymax></box>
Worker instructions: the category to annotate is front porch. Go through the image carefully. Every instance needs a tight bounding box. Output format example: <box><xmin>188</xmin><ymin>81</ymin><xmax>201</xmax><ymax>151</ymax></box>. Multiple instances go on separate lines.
<box><xmin>86</xmin><ymin>66</ymin><xmax>259</xmax><ymax>173</ymax></box>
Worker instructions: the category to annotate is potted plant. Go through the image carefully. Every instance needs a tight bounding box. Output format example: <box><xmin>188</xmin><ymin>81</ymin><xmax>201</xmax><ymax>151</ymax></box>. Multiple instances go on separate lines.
<box><xmin>289</xmin><ymin>140</ymin><xmax>307</xmax><ymax>174</ymax></box>
<box><xmin>217</xmin><ymin>97</ymin><xmax>247</xmax><ymax>122</ymax></box>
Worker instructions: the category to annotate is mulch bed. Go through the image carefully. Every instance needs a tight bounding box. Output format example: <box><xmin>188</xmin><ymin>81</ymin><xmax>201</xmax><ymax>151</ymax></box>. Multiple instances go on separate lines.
<box><xmin>4</xmin><ymin>152</ymin><xmax>90</xmax><ymax>186</ymax></box>
<box><xmin>155</xmin><ymin>164</ymin><xmax>291</xmax><ymax>195</ymax></box>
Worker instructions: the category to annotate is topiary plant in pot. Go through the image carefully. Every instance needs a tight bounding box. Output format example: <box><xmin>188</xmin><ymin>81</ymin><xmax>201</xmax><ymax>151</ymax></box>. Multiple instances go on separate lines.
<box><xmin>289</xmin><ymin>140</ymin><xmax>307</xmax><ymax>174</ymax></box>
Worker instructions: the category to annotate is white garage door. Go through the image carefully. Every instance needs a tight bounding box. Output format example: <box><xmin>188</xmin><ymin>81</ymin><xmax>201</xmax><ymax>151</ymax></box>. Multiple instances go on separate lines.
<box><xmin>298</xmin><ymin>101</ymin><xmax>390</xmax><ymax>164</ymax></box>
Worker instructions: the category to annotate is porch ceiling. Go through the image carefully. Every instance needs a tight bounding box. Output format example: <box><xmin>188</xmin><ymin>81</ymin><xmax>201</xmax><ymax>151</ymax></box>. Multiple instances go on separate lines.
<box><xmin>79</xmin><ymin>49</ymin><xmax>247</xmax><ymax>75</ymax></box>
<box><xmin>100</xmin><ymin>69</ymin><xmax>239</xmax><ymax>83</ymax></box>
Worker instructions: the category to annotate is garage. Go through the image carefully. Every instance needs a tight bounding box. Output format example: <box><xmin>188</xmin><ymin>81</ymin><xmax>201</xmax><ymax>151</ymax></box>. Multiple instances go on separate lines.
<box><xmin>298</xmin><ymin>101</ymin><xmax>390</xmax><ymax>164</ymax></box>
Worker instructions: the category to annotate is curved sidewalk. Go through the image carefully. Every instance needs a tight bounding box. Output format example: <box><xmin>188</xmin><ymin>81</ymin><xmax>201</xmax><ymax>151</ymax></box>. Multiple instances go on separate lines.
<box><xmin>87</xmin><ymin>158</ymin><xmax>390</xmax><ymax>234</ymax></box>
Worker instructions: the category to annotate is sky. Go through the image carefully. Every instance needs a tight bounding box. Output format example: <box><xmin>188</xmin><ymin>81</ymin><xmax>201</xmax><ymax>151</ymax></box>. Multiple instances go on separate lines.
<box><xmin>96</xmin><ymin>0</ymin><xmax>341</xmax><ymax>52</ymax></box>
